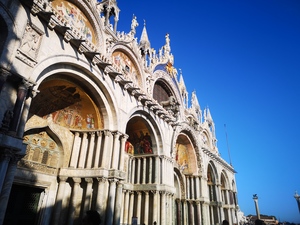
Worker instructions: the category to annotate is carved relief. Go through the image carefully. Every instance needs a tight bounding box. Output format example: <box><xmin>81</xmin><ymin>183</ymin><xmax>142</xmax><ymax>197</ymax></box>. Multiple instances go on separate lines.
<box><xmin>17</xmin><ymin>22</ymin><xmax>43</xmax><ymax>67</ymax></box>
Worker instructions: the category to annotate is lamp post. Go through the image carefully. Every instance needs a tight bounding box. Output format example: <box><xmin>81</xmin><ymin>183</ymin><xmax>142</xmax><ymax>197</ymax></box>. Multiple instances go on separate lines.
<box><xmin>294</xmin><ymin>191</ymin><xmax>300</xmax><ymax>213</ymax></box>
<box><xmin>253</xmin><ymin>194</ymin><xmax>260</xmax><ymax>219</ymax></box>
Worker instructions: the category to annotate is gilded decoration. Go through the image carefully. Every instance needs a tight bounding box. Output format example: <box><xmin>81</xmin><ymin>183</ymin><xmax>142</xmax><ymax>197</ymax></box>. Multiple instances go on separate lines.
<box><xmin>21</xmin><ymin>131</ymin><xmax>61</xmax><ymax>174</ymax></box>
<box><xmin>52</xmin><ymin>0</ymin><xmax>96</xmax><ymax>44</ymax></box>
<box><xmin>112</xmin><ymin>51</ymin><xmax>141</xmax><ymax>86</ymax></box>
<box><xmin>175</xmin><ymin>143</ymin><xmax>189</xmax><ymax>173</ymax></box>
<box><xmin>30</xmin><ymin>79</ymin><xmax>103</xmax><ymax>130</ymax></box>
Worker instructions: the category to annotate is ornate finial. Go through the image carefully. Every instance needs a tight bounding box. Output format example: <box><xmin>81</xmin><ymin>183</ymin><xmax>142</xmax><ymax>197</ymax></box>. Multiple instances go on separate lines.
<box><xmin>131</xmin><ymin>14</ymin><xmax>138</xmax><ymax>36</ymax></box>
<box><xmin>144</xmin><ymin>19</ymin><xmax>146</xmax><ymax>27</ymax></box>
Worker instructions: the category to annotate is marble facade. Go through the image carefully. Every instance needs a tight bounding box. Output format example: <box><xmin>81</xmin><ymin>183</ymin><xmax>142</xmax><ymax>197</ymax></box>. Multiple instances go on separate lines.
<box><xmin>0</xmin><ymin>0</ymin><xmax>239</xmax><ymax>224</ymax></box>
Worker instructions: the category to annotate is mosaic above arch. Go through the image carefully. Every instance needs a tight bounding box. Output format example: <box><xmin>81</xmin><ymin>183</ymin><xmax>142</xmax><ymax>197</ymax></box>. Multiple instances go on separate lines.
<box><xmin>112</xmin><ymin>50</ymin><xmax>142</xmax><ymax>86</ymax></box>
<box><xmin>52</xmin><ymin>0</ymin><xmax>96</xmax><ymax>44</ymax></box>
<box><xmin>30</xmin><ymin>79</ymin><xmax>103</xmax><ymax>130</ymax></box>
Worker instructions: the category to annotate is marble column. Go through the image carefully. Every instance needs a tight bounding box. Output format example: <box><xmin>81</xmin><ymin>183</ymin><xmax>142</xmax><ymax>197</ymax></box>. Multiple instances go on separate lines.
<box><xmin>176</xmin><ymin>199</ymin><xmax>181</xmax><ymax>225</ymax></box>
<box><xmin>118</xmin><ymin>134</ymin><xmax>128</xmax><ymax>171</ymax></box>
<box><xmin>131</xmin><ymin>158</ymin><xmax>136</xmax><ymax>183</ymax></box>
<box><xmin>111</xmin><ymin>132</ymin><xmax>120</xmax><ymax>169</ymax></box>
<box><xmin>78</xmin><ymin>132</ymin><xmax>88</xmax><ymax>168</ymax></box>
<box><xmin>68</xmin><ymin>178</ymin><xmax>82</xmax><ymax>225</ymax></box>
<box><xmin>191</xmin><ymin>177</ymin><xmax>195</xmax><ymax>199</ymax></box>
<box><xmin>182</xmin><ymin>200</ymin><xmax>188</xmax><ymax>225</ymax></box>
<box><xmin>144</xmin><ymin>191</ymin><xmax>149</xmax><ymax>225</ymax></box>
<box><xmin>0</xmin><ymin>150</ymin><xmax>11</xmax><ymax>193</ymax></box>
<box><xmin>160</xmin><ymin>156</ymin><xmax>164</xmax><ymax>184</ymax></box>
<box><xmin>52</xmin><ymin>176</ymin><xmax>68</xmax><ymax>225</ymax></box>
<box><xmin>86</xmin><ymin>132</ymin><xmax>95</xmax><ymax>168</ymax></box>
<box><xmin>93</xmin><ymin>131</ymin><xmax>102</xmax><ymax>168</ymax></box>
<box><xmin>148</xmin><ymin>157</ymin><xmax>152</xmax><ymax>183</ymax></box>
<box><xmin>123</xmin><ymin>190</ymin><xmax>130</xmax><ymax>225</ymax></box>
<box><xmin>155</xmin><ymin>157</ymin><xmax>160</xmax><ymax>184</ymax></box>
<box><xmin>195</xmin><ymin>201</ymin><xmax>202</xmax><ymax>225</ymax></box>
<box><xmin>113</xmin><ymin>182</ymin><xmax>123</xmax><ymax>225</ymax></box>
<box><xmin>137</xmin><ymin>192</ymin><xmax>142</xmax><ymax>224</ymax></box>
<box><xmin>100</xmin><ymin>130</ymin><xmax>112</xmax><ymax>168</ymax></box>
<box><xmin>189</xmin><ymin>201</ymin><xmax>195</xmax><ymax>225</ymax></box>
<box><xmin>142</xmin><ymin>157</ymin><xmax>146</xmax><ymax>184</ymax></box>
<box><xmin>96</xmin><ymin>178</ymin><xmax>108</xmax><ymax>223</ymax></box>
<box><xmin>69</xmin><ymin>132</ymin><xmax>81</xmax><ymax>168</ymax></box>
<box><xmin>186</xmin><ymin>177</ymin><xmax>190</xmax><ymax>199</ymax></box>
<box><xmin>0</xmin><ymin>68</ymin><xmax>10</xmax><ymax>93</ymax></box>
<box><xmin>152</xmin><ymin>191</ymin><xmax>158</xmax><ymax>224</ymax></box>
<box><xmin>106</xmin><ymin>179</ymin><xmax>117</xmax><ymax>225</ymax></box>
<box><xmin>160</xmin><ymin>191</ymin><xmax>166</xmax><ymax>225</ymax></box>
<box><xmin>0</xmin><ymin>154</ymin><xmax>21</xmax><ymax>225</ymax></box>
<box><xmin>10</xmin><ymin>80</ymin><xmax>30</xmax><ymax>133</ymax></box>
<box><xmin>84</xmin><ymin>178</ymin><xmax>93</xmax><ymax>212</ymax></box>
<box><xmin>195</xmin><ymin>176</ymin><xmax>200</xmax><ymax>199</ymax></box>
<box><xmin>136</xmin><ymin>158</ymin><xmax>141</xmax><ymax>184</ymax></box>
<box><xmin>128</xmin><ymin>191</ymin><xmax>135</xmax><ymax>224</ymax></box>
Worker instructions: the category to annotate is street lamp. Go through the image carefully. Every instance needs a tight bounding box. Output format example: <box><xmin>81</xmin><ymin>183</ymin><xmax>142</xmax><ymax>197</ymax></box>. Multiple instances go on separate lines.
<box><xmin>294</xmin><ymin>191</ymin><xmax>300</xmax><ymax>213</ymax></box>
<box><xmin>253</xmin><ymin>194</ymin><xmax>260</xmax><ymax>219</ymax></box>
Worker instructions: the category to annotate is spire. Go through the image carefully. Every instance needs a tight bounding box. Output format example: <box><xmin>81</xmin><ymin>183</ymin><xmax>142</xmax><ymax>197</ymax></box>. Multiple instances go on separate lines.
<box><xmin>139</xmin><ymin>20</ymin><xmax>150</xmax><ymax>51</ymax></box>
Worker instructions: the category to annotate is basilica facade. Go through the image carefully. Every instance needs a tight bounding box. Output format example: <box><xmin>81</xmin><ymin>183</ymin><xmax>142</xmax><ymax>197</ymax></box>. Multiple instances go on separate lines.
<box><xmin>0</xmin><ymin>0</ymin><xmax>239</xmax><ymax>224</ymax></box>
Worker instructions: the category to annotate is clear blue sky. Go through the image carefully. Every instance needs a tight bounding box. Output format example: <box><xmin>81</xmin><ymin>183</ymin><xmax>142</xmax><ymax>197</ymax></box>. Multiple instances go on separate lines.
<box><xmin>116</xmin><ymin>0</ymin><xmax>300</xmax><ymax>223</ymax></box>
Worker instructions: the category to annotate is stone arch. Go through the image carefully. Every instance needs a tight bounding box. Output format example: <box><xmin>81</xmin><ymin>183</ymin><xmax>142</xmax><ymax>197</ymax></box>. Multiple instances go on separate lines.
<box><xmin>23</xmin><ymin>115</ymin><xmax>74</xmax><ymax>169</ymax></box>
<box><xmin>174</xmin><ymin>167</ymin><xmax>186</xmax><ymax>199</ymax></box>
<box><xmin>152</xmin><ymin>70</ymin><xmax>182</xmax><ymax>104</ymax></box>
<box><xmin>174</xmin><ymin>132</ymin><xmax>197</xmax><ymax>175</ymax></box>
<box><xmin>172</xmin><ymin>124</ymin><xmax>204</xmax><ymax>175</ymax></box>
<box><xmin>125</xmin><ymin>110</ymin><xmax>162</xmax><ymax>155</ymax></box>
<box><xmin>29</xmin><ymin>59</ymin><xmax>118</xmax><ymax>130</ymax></box>
<box><xmin>207</xmin><ymin>161</ymin><xmax>218</xmax><ymax>183</ymax></box>
<box><xmin>0</xmin><ymin>5</ymin><xmax>21</xmax><ymax>66</ymax></box>
<box><xmin>111</xmin><ymin>45</ymin><xmax>144</xmax><ymax>88</ymax></box>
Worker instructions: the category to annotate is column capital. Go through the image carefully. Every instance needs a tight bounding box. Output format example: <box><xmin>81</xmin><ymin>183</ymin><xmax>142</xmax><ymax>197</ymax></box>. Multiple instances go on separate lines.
<box><xmin>85</xmin><ymin>178</ymin><xmax>93</xmax><ymax>183</ymax></box>
<box><xmin>59</xmin><ymin>176</ymin><xmax>68</xmax><ymax>182</ymax></box>
<box><xmin>88</xmin><ymin>132</ymin><xmax>96</xmax><ymax>137</ymax></box>
<box><xmin>72</xmin><ymin>177</ymin><xmax>82</xmax><ymax>183</ymax></box>
<box><xmin>103</xmin><ymin>130</ymin><xmax>112</xmax><ymax>137</ymax></box>
<box><xmin>120</xmin><ymin>134</ymin><xmax>129</xmax><ymax>140</ymax></box>
<box><xmin>96</xmin><ymin>130</ymin><xmax>103</xmax><ymax>137</ymax></box>
<box><xmin>97</xmin><ymin>177</ymin><xmax>107</xmax><ymax>183</ymax></box>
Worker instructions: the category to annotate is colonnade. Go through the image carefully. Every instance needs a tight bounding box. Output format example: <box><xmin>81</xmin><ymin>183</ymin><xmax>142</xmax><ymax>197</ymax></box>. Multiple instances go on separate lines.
<box><xmin>52</xmin><ymin>176</ymin><xmax>124</xmax><ymax>225</ymax></box>
<box><xmin>120</xmin><ymin>190</ymin><xmax>174</xmax><ymax>225</ymax></box>
<box><xmin>127</xmin><ymin>155</ymin><xmax>174</xmax><ymax>185</ymax></box>
<box><xmin>69</xmin><ymin>130</ymin><xmax>128</xmax><ymax>170</ymax></box>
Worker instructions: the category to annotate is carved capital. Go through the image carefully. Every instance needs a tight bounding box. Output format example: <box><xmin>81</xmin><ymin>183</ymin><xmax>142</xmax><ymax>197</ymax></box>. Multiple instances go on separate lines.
<box><xmin>85</xmin><ymin>178</ymin><xmax>93</xmax><ymax>183</ymax></box>
<box><xmin>72</xmin><ymin>177</ymin><xmax>81</xmax><ymax>183</ymax></box>
<box><xmin>59</xmin><ymin>176</ymin><xmax>68</xmax><ymax>182</ymax></box>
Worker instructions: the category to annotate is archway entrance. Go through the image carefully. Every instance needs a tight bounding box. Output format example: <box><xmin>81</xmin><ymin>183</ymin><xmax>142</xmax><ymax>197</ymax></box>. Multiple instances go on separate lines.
<box><xmin>4</xmin><ymin>184</ymin><xmax>44</xmax><ymax>225</ymax></box>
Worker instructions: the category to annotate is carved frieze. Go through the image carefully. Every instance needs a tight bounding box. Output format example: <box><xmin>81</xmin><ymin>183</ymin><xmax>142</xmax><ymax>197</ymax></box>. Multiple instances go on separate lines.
<box><xmin>16</xmin><ymin>22</ymin><xmax>43</xmax><ymax>67</ymax></box>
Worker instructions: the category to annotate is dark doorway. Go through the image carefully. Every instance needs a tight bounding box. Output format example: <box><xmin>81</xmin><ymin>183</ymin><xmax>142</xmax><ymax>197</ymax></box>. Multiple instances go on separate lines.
<box><xmin>4</xmin><ymin>184</ymin><xmax>44</xmax><ymax>225</ymax></box>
